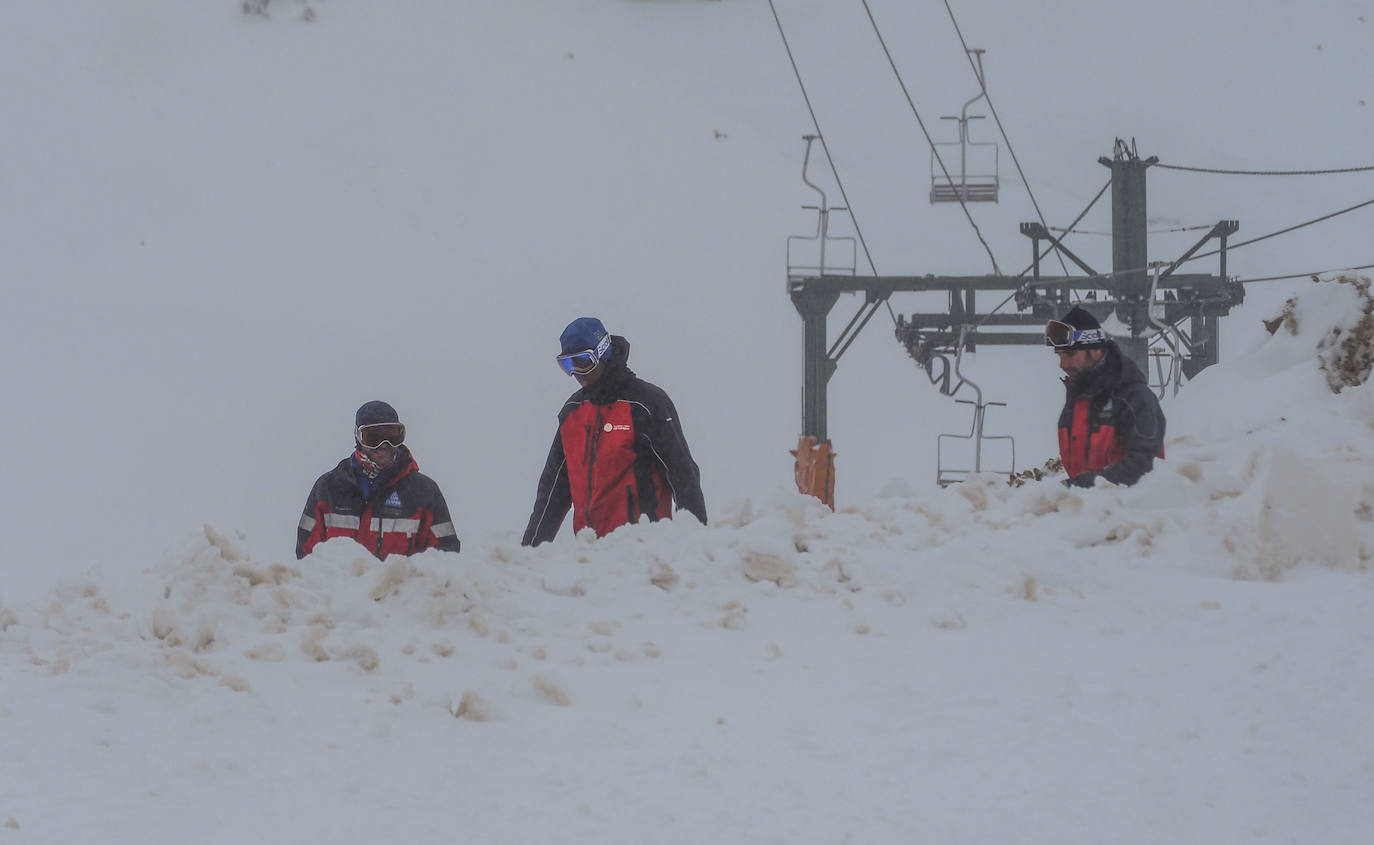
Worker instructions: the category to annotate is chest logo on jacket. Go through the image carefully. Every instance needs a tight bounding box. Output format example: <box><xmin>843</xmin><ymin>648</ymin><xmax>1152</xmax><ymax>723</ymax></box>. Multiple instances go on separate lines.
<box><xmin>603</xmin><ymin>423</ymin><xmax>631</xmax><ymax>433</ymax></box>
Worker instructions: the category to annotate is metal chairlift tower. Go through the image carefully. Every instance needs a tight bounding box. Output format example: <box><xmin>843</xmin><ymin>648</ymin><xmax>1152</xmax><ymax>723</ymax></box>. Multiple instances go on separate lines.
<box><xmin>930</xmin><ymin>49</ymin><xmax>999</xmax><ymax>204</ymax></box>
<box><xmin>789</xmin><ymin>138</ymin><xmax>1245</xmax><ymax>494</ymax></box>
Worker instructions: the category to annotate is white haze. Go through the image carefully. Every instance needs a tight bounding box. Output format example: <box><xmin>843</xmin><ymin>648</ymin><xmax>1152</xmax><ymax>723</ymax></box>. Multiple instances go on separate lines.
<box><xmin>2</xmin><ymin>1</ymin><xmax>1373</xmax><ymax>842</ymax></box>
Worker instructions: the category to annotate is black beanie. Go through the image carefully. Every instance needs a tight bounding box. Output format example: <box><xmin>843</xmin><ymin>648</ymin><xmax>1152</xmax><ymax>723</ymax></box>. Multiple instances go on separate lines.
<box><xmin>1061</xmin><ymin>306</ymin><xmax>1106</xmax><ymax>347</ymax></box>
<box><xmin>355</xmin><ymin>400</ymin><xmax>400</xmax><ymax>428</ymax></box>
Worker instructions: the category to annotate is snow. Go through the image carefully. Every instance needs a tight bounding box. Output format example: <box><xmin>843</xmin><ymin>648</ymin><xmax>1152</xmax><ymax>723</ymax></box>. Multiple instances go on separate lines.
<box><xmin>3</xmin><ymin>1</ymin><xmax>1374</xmax><ymax>842</ymax></box>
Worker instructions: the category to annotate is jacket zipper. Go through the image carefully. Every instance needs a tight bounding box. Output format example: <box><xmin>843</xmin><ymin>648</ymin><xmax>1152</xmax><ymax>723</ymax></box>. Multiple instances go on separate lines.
<box><xmin>584</xmin><ymin>408</ymin><xmax>604</xmax><ymax>507</ymax></box>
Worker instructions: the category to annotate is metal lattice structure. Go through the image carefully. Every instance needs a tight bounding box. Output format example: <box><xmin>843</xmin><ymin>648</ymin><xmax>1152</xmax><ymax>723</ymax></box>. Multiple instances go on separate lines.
<box><xmin>789</xmin><ymin>141</ymin><xmax>1246</xmax><ymax>470</ymax></box>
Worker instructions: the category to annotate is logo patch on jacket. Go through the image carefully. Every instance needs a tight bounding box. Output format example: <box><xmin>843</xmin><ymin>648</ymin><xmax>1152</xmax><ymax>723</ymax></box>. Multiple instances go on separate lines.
<box><xmin>380</xmin><ymin>491</ymin><xmax>403</xmax><ymax>517</ymax></box>
<box><xmin>603</xmin><ymin>423</ymin><xmax>631</xmax><ymax>433</ymax></box>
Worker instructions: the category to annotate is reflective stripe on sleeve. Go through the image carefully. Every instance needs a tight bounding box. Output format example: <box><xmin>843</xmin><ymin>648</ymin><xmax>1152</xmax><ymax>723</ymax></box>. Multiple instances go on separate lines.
<box><xmin>323</xmin><ymin>513</ymin><xmax>361</xmax><ymax>530</ymax></box>
<box><xmin>431</xmin><ymin>521</ymin><xmax>456</xmax><ymax>538</ymax></box>
<box><xmin>299</xmin><ymin>514</ymin><xmax>316</xmax><ymax>532</ymax></box>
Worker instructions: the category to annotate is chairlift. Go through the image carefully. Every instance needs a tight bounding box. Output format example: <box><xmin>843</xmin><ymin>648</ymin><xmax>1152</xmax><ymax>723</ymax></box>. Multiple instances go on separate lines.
<box><xmin>930</xmin><ymin>49</ymin><xmax>1000</xmax><ymax>204</ymax></box>
<box><xmin>935</xmin><ymin>328</ymin><xmax>1016</xmax><ymax>486</ymax></box>
<box><xmin>787</xmin><ymin>135</ymin><xmax>856</xmax><ymax>278</ymax></box>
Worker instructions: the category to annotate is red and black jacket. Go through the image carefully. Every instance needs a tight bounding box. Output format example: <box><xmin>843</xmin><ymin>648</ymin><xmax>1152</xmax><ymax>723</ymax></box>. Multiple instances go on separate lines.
<box><xmin>1058</xmin><ymin>341</ymin><xmax>1166</xmax><ymax>488</ymax></box>
<box><xmin>522</xmin><ymin>336</ymin><xmax>707</xmax><ymax>546</ymax></box>
<box><xmin>297</xmin><ymin>445</ymin><xmax>460</xmax><ymax>559</ymax></box>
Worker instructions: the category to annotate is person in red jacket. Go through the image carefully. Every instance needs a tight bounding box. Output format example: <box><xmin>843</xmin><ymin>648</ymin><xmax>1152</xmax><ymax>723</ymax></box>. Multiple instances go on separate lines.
<box><xmin>1047</xmin><ymin>306</ymin><xmax>1166</xmax><ymax>488</ymax></box>
<box><xmin>522</xmin><ymin>317</ymin><xmax>707</xmax><ymax>546</ymax></box>
<box><xmin>296</xmin><ymin>400</ymin><xmax>460</xmax><ymax>558</ymax></box>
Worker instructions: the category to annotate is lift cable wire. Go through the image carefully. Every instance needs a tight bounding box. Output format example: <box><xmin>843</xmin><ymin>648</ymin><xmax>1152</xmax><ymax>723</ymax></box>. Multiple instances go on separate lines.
<box><xmin>1236</xmin><ymin>263</ymin><xmax>1374</xmax><ymax>284</ymax></box>
<box><xmin>858</xmin><ymin>0</ymin><xmax>1002</xmax><ymax>276</ymax></box>
<box><xmin>1052</xmin><ymin>224</ymin><xmax>1214</xmax><ymax>236</ymax></box>
<box><xmin>766</xmin><ymin>0</ymin><xmax>882</xmax><ymax>281</ymax></box>
<box><xmin>1188</xmin><ymin>197</ymin><xmax>1374</xmax><ymax>263</ymax></box>
<box><xmin>941</xmin><ymin>0</ymin><xmax>1064</xmax><ymax>279</ymax></box>
<box><xmin>1023</xmin><ymin>196</ymin><xmax>1374</xmax><ymax>290</ymax></box>
<box><xmin>1156</xmin><ymin>162</ymin><xmax>1374</xmax><ymax>176</ymax></box>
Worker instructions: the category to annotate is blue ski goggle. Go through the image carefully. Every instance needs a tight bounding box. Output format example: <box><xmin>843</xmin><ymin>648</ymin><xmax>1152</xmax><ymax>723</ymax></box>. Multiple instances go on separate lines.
<box><xmin>1045</xmin><ymin>319</ymin><xmax>1105</xmax><ymax>349</ymax></box>
<box><xmin>555</xmin><ymin>333</ymin><xmax>612</xmax><ymax>375</ymax></box>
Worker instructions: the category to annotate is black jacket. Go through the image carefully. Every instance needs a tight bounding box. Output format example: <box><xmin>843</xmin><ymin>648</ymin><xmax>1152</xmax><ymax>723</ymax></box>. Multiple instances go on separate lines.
<box><xmin>297</xmin><ymin>445</ymin><xmax>460</xmax><ymax>558</ymax></box>
<box><xmin>1058</xmin><ymin>341</ymin><xmax>1166</xmax><ymax>488</ymax></box>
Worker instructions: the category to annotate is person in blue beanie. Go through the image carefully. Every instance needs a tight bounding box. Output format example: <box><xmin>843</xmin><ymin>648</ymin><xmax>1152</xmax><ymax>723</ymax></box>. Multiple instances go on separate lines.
<box><xmin>523</xmin><ymin>317</ymin><xmax>707</xmax><ymax>546</ymax></box>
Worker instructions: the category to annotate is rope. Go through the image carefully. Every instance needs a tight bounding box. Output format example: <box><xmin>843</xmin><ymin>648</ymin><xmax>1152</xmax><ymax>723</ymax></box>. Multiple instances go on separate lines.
<box><xmin>1190</xmin><ymin>197</ymin><xmax>1374</xmax><ymax>262</ymax></box>
<box><xmin>766</xmin><ymin>0</ymin><xmax>882</xmax><ymax>279</ymax></box>
<box><xmin>942</xmin><ymin>0</ymin><xmax>1064</xmax><ymax>278</ymax></box>
<box><xmin>859</xmin><ymin>0</ymin><xmax>1002</xmax><ymax>276</ymax></box>
<box><xmin>1156</xmin><ymin>162</ymin><xmax>1374</xmax><ymax>176</ymax></box>
<box><xmin>1236</xmin><ymin>264</ymin><xmax>1374</xmax><ymax>284</ymax></box>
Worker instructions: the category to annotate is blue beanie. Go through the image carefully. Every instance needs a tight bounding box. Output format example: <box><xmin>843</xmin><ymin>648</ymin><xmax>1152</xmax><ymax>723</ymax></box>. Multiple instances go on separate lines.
<box><xmin>560</xmin><ymin>317</ymin><xmax>612</xmax><ymax>358</ymax></box>
<box><xmin>355</xmin><ymin>400</ymin><xmax>400</xmax><ymax>428</ymax></box>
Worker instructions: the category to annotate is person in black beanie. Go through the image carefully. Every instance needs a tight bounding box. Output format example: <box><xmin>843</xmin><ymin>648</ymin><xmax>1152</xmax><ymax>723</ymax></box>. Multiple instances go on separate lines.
<box><xmin>522</xmin><ymin>317</ymin><xmax>707</xmax><ymax>546</ymax></box>
<box><xmin>296</xmin><ymin>400</ymin><xmax>460</xmax><ymax>558</ymax></box>
<box><xmin>1044</xmin><ymin>306</ymin><xmax>1166</xmax><ymax>488</ymax></box>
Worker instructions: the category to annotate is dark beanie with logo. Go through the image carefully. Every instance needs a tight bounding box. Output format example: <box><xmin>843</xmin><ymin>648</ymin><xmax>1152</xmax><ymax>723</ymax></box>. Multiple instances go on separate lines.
<box><xmin>1061</xmin><ymin>306</ymin><xmax>1106</xmax><ymax>348</ymax></box>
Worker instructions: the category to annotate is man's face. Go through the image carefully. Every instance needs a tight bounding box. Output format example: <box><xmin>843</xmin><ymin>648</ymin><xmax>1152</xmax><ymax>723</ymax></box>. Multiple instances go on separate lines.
<box><xmin>360</xmin><ymin>442</ymin><xmax>398</xmax><ymax>469</ymax></box>
<box><xmin>574</xmin><ymin>359</ymin><xmax>605</xmax><ymax>389</ymax></box>
<box><xmin>1056</xmin><ymin>346</ymin><xmax>1103</xmax><ymax>381</ymax></box>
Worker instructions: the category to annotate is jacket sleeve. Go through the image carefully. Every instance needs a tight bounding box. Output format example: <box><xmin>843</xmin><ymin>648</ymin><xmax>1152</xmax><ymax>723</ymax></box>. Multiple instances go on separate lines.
<box><xmin>422</xmin><ymin>483</ymin><xmax>461</xmax><ymax>554</ymax></box>
<box><xmin>522</xmin><ymin>432</ymin><xmax>573</xmax><ymax>546</ymax></box>
<box><xmin>296</xmin><ymin>477</ymin><xmax>328</xmax><ymax>559</ymax></box>
<box><xmin>1096</xmin><ymin>383</ymin><xmax>1166</xmax><ymax>487</ymax></box>
<box><xmin>646</xmin><ymin>392</ymin><xmax>707</xmax><ymax>525</ymax></box>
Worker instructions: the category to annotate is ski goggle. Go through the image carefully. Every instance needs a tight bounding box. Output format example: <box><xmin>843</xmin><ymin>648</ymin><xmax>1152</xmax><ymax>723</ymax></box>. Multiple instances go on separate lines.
<box><xmin>1045</xmin><ymin>319</ymin><xmax>1105</xmax><ymax>349</ymax></box>
<box><xmin>356</xmin><ymin>422</ymin><xmax>405</xmax><ymax>449</ymax></box>
<box><xmin>555</xmin><ymin>333</ymin><xmax>612</xmax><ymax>376</ymax></box>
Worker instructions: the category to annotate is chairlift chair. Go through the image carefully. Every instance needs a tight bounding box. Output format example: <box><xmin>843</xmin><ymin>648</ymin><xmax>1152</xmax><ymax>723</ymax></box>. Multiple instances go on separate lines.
<box><xmin>930</xmin><ymin>50</ymin><xmax>1000</xmax><ymax>204</ymax></box>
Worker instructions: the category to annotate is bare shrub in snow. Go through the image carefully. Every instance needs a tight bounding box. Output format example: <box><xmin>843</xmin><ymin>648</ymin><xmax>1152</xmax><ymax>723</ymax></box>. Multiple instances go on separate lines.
<box><xmin>0</xmin><ymin>605</ymin><xmax>16</xmax><ymax>631</ymax></box>
<box><xmin>370</xmin><ymin>559</ymin><xmax>410</xmax><ymax>601</ymax></box>
<box><xmin>166</xmin><ymin>649</ymin><xmax>218</xmax><ymax>679</ymax></box>
<box><xmin>344</xmin><ymin>645</ymin><xmax>380</xmax><ymax>672</ymax></box>
<box><xmin>1177</xmin><ymin>462</ymin><xmax>1204</xmax><ymax>483</ymax></box>
<box><xmin>452</xmin><ymin>690</ymin><xmax>491</xmax><ymax>720</ymax></box>
<box><xmin>151</xmin><ymin>604</ymin><xmax>176</xmax><ymax>640</ymax></box>
<box><xmin>1315</xmin><ymin>275</ymin><xmax>1374</xmax><ymax>391</ymax></box>
<box><xmin>717</xmin><ymin>600</ymin><xmax>748</xmax><ymax>629</ymax></box>
<box><xmin>530</xmin><ymin>675</ymin><xmax>570</xmax><ymax>706</ymax></box>
<box><xmin>932</xmin><ymin>611</ymin><xmax>967</xmax><ymax>629</ymax></box>
<box><xmin>202</xmin><ymin>524</ymin><xmax>244</xmax><ymax>562</ymax></box>
<box><xmin>1262</xmin><ymin>296</ymin><xmax>1299</xmax><ymax>335</ymax></box>
<box><xmin>649</xmin><ymin>560</ymin><xmax>679</xmax><ymax>590</ymax></box>
<box><xmin>232</xmin><ymin>562</ymin><xmax>295</xmax><ymax>587</ymax></box>
<box><xmin>218</xmin><ymin>675</ymin><xmax>251</xmax><ymax>692</ymax></box>
<box><xmin>246</xmin><ymin>643</ymin><xmax>285</xmax><ymax>662</ymax></box>
<box><xmin>301</xmin><ymin>627</ymin><xmax>330</xmax><ymax>661</ymax></box>
<box><xmin>431</xmin><ymin>640</ymin><xmax>454</xmax><ymax>657</ymax></box>
<box><xmin>740</xmin><ymin>551</ymin><xmax>797</xmax><ymax>587</ymax></box>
